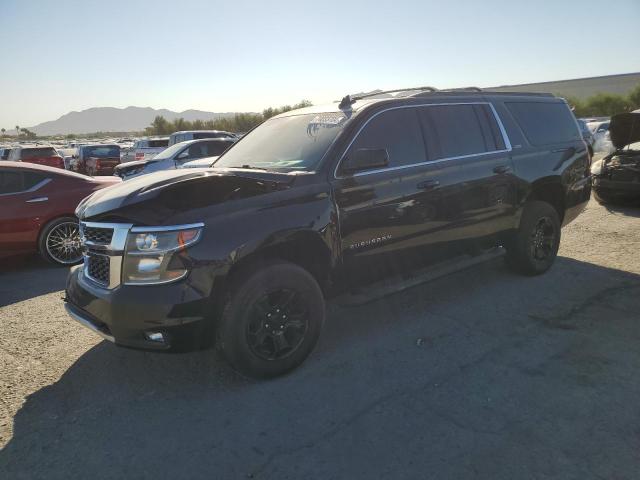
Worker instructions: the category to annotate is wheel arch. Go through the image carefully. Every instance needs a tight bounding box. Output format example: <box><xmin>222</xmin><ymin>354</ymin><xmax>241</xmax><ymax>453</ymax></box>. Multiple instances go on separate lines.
<box><xmin>525</xmin><ymin>179</ymin><xmax>565</xmax><ymax>224</ymax></box>
<box><xmin>224</xmin><ymin>229</ymin><xmax>333</xmax><ymax>296</ymax></box>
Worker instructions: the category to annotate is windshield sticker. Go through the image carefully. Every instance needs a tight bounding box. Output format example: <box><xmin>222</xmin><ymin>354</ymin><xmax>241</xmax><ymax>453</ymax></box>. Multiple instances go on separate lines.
<box><xmin>307</xmin><ymin>113</ymin><xmax>346</xmax><ymax>138</ymax></box>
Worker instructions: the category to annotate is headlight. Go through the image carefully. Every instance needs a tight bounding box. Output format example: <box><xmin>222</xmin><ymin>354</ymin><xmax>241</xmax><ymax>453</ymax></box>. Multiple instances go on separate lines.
<box><xmin>590</xmin><ymin>159</ymin><xmax>604</xmax><ymax>176</ymax></box>
<box><xmin>122</xmin><ymin>224</ymin><xmax>203</xmax><ymax>285</ymax></box>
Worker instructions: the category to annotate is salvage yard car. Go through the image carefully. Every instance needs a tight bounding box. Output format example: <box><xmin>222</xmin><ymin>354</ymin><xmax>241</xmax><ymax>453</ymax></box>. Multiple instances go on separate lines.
<box><xmin>168</xmin><ymin>130</ymin><xmax>236</xmax><ymax>146</ymax></box>
<box><xmin>0</xmin><ymin>161</ymin><xmax>120</xmax><ymax>265</ymax></box>
<box><xmin>591</xmin><ymin>111</ymin><xmax>640</xmax><ymax>204</ymax></box>
<box><xmin>8</xmin><ymin>145</ymin><xmax>65</xmax><ymax>169</ymax></box>
<box><xmin>120</xmin><ymin>137</ymin><xmax>169</xmax><ymax>163</ymax></box>
<box><xmin>113</xmin><ymin>138</ymin><xmax>236</xmax><ymax>179</ymax></box>
<box><xmin>72</xmin><ymin>144</ymin><xmax>121</xmax><ymax>176</ymax></box>
<box><xmin>64</xmin><ymin>88</ymin><xmax>591</xmax><ymax>378</ymax></box>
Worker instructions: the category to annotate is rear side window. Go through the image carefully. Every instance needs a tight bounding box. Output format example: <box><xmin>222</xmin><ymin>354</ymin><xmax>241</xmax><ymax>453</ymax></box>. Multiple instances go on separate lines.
<box><xmin>506</xmin><ymin>102</ymin><xmax>580</xmax><ymax>145</ymax></box>
<box><xmin>420</xmin><ymin>104</ymin><xmax>497</xmax><ymax>159</ymax></box>
<box><xmin>0</xmin><ymin>171</ymin><xmax>24</xmax><ymax>194</ymax></box>
<box><xmin>148</xmin><ymin>139</ymin><xmax>169</xmax><ymax>148</ymax></box>
<box><xmin>186</xmin><ymin>144</ymin><xmax>207</xmax><ymax>158</ymax></box>
<box><xmin>20</xmin><ymin>147</ymin><xmax>57</xmax><ymax>159</ymax></box>
<box><xmin>347</xmin><ymin>108</ymin><xmax>426</xmax><ymax>168</ymax></box>
<box><xmin>0</xmin><ymin>171</ymin><xmax>45</xmax><ymax>194</ymax></box>
<box><xmin>205</xmin><ymin>142</ymin><xmax>232</xmax><ymax>156</ymax></box>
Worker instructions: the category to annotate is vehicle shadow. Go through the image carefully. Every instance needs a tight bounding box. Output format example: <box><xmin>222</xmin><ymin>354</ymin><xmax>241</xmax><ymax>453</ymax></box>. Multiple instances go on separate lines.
<box><xmin>601</xmin><ymin>200</ymin><xmax>640</xmax><ymax>218</ymax></box>
<box><xmin>0</xmin><ymin>256</ymin><xmax>69</xmax><ymax>307</ymax></box>
<box><xmin>2</xmin><ymin>256</ymin><xmax>640</xmax><ymax>479</ymax></box>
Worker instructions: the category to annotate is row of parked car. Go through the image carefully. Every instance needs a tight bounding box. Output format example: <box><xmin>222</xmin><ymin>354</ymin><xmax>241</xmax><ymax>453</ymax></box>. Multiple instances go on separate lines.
<box><xmin>0</xmin><ymin>130</ymin><xmax>239</xmax><ymax>181</ymax></box>
<box><xmin>0</xmin><ymin>131</ymin><xmax>239</xmax><ymax>267</ymax></box>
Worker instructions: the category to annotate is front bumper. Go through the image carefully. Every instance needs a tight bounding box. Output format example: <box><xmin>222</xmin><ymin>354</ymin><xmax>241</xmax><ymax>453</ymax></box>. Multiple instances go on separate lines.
<box><xmin>593</xmin><ymin>177</ymin><xmax>640</xmax><ymax>199</ymax></box>
<box><xmin>64</xmin><ymin>265</ymin><xmax>214</xmax><ymax>352</ymax></box>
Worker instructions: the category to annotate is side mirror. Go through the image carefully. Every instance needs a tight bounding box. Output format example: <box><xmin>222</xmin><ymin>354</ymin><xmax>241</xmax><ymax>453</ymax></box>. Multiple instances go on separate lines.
<box><xmin>341</xmin><ymin>148</ymin><xmax>389</xmax><ymax>173</ymax></box>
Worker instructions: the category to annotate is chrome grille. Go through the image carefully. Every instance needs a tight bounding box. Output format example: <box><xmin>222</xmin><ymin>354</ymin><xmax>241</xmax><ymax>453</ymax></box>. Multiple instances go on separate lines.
<box><xmin>87</xmin><ymin>254</ymin><xmax>110</xmax><ymax>285</ymax></box>
<box><xmin>84</xmin><ymin>226</ymin><xmax>114</xmax><ymax>244</ymax></box>
<box><xmin>80</xmin><ymin>221</ymin><xmax>133</xmax><ymax>289</ymax></box>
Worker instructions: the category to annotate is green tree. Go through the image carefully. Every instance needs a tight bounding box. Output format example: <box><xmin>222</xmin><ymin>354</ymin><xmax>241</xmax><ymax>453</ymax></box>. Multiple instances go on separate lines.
<box><xmin>564</xmin><ymin>96</ymin><xmax>585</xmax><ymax>116</ymax></box>
<box><xmin>583</xmin><ymin>93</ymin><xmax>629</xmax><ymax>117</ymax></box>
<box><xmin>263</xmin><ymin>100</ymin><xmax>312</xmax><ymax>119</ymax></box>
<box><xmin>20</xmin><ymin>128</ymin><xmax>37</xmax><ymax>140</ymax></box>
<box><xmin>627</xmin><ymin>84</ymin><xmax>640</xmax><ymax>111</ymax></box>
<box><xmin>143</xmin><ymin>100</ymin><xmax>313</xmax><ymax>136</ymax></box>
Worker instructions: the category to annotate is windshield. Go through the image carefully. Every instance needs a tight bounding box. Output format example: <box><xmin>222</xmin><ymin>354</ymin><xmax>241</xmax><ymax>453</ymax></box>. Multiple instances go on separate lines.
<box><xmin>152</xmin><ymin>142</ymin><xmax>186</xmax><ymax>160</ymax></box>
<box><xmin>213</xmin><ymin>112</ymin><xmax>347</xmax><ymax>171</ymax></box>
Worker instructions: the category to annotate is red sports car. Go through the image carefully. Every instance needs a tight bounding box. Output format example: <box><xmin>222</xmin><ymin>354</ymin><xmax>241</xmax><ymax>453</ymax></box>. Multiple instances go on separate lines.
<box><xmin>0</xmin><ymin>161</ymin><xmax>121</xmax><ymax>265</ymax></box>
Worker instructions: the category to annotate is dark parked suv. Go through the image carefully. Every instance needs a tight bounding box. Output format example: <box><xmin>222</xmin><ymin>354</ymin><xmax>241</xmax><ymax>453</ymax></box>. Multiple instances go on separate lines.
<box><xmin>64</xmin><ymin>88</ymin><xmax>591</xmax><ymax>377</ymax></box>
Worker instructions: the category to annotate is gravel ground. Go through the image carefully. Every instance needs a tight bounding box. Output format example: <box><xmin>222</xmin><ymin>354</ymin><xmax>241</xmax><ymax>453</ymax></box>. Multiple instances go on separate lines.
<box><xmin>1</xmin><ymin>198</ymin><xmax>640</xmax><ymax>479</ymax></box>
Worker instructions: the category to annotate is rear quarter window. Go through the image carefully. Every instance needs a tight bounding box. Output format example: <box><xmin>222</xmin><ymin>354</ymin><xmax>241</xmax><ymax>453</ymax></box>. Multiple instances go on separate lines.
<box><xmin>506</xmin><ymin>102</ymin><xmax>580</xmax><ymax>146</ymax></box>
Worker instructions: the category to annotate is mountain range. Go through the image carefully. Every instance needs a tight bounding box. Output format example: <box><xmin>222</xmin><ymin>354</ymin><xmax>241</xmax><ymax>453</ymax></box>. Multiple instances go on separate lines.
<box><xmin>28</xmin><ymin>106</ymin><xmax>240</xmax><ymax>135</ymax></box>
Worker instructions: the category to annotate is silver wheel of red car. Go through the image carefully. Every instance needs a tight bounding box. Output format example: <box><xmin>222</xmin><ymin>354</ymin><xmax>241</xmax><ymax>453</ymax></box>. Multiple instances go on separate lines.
<box><xmin>42</xmin><ymin>219</ymin><xmax>83</xmax><ymax>265</ymax></box>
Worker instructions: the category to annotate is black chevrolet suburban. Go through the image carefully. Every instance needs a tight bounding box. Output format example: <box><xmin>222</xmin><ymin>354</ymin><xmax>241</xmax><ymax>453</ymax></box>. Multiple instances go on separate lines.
<box><xmin>64</xmin><ymin>88</ymin><xmax>591</xmax><ymax>377</ymax></box>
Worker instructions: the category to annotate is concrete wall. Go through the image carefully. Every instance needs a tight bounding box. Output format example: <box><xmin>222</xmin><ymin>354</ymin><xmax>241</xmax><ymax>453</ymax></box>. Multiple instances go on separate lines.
<box><xmin>488</xmin><ymin>72</ymin><xmax>640</xmax><ymax>100</ymax></box>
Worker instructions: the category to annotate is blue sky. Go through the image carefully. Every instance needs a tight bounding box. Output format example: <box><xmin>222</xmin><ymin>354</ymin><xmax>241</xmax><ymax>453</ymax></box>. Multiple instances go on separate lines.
<box><xmin>1</xmin><ymin>0</ymin><xmax>638</xmax><ymax>127</ymax></box>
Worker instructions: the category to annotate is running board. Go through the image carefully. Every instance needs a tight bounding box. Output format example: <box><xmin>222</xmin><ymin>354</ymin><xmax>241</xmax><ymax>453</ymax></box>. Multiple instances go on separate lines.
<box><xmin>335</xmin><ymin>247</ymin><xmax>506</xmax><ymax>307</ymax></box>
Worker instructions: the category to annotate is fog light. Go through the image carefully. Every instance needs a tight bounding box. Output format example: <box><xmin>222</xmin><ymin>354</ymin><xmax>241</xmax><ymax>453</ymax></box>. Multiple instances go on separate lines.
<box><xmin>145</xmin><ymin>332</ymin><xmax>165</xmax><ymax>343</ymax></box>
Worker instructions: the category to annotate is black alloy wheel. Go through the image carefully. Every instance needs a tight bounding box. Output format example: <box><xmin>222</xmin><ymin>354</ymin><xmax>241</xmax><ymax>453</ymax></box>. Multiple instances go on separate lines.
<box><xmin>217</xmin><ymin>261</ymin><xmax>325</xmax><ymax>378</ymax></box>
<box><xmin>246</xmin><ymin>289</ymin><xmax>309</xmax><ymax>360</ymax></box>
<box><xmin>528</xmin><ymin>216</ymin><xmax>556</xmax><ymax>262</ymax></box>
<box><xmin>505</xmin><ymin>201</ymin><xmax>561</xmax><ymax>276</ymax></box>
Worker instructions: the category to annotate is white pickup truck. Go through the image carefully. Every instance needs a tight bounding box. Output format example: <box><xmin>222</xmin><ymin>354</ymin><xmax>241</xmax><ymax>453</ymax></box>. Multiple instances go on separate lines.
<box><xmin>120</xmin><ymin>137</ymin><xmax>169</xmax><ymax>163</ymax></box>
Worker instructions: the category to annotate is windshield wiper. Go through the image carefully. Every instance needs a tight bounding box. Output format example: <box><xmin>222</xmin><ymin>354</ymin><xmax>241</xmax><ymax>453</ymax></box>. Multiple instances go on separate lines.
<box><xmin>237</xmin><ymin>164</ymin><xmax>273</xmax><ymax>171</ymax></box>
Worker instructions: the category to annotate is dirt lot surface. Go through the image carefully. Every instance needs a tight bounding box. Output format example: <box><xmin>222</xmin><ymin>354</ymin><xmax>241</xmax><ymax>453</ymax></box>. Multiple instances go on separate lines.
<box><xmin>1</xmin><ymin>198</ymin><xmax>640</xmax><ymax>479</ymax></box>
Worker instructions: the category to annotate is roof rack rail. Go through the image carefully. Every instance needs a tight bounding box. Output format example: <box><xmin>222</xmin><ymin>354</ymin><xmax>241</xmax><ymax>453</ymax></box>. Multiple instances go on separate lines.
<box><xmin>412</xmin><ymin>86</ymin><xmax>483</xmax><ymax>97</ymax></box>
<box><xmin>351</xmin><ymin>86</ymin><xmax>438</xmax><ymax>101</ymax></box>
<box><xmin>443</xmin><ymin>86</ymin><xmax>483</xmax><ymax>92</ymax></box>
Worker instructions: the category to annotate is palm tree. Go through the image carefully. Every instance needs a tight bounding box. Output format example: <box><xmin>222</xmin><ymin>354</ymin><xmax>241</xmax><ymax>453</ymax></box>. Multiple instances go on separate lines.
<box><xmin>1</xmin><ymin>128</ymin><xmax>5</xmax><ymax>137</ymax></box>
<box><xmin>15</xmin><ymin>125</ymin><xmax>20</xmax><ymax>137</ymax></box>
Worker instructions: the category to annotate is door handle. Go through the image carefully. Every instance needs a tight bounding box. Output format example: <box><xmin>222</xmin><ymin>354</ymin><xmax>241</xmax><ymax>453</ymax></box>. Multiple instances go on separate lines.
<box><xmin>417</xmin><ymin>179</ymin><xmax>440</xmax><ymax>190</ymax></box>
<box><xmin>26</xmin><ymin>196</ymin><xmax>48</xmax><ymax>203</ymax></box>
<box><xmin>493</xmin><ymin>165</ymin><xmax>511</xmax><ymax>175</ymax></box>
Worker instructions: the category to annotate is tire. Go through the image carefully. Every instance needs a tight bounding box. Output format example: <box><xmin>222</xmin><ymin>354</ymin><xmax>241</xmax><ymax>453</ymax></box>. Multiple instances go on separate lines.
<box><xmin>505</xmin><ymin>201</ymin><xmax>561</xmax><ymax>276</ymax></box>
<box><xmin>217</xmin><ymin>261</ymin><xmax>325</xmax><ymax>378</ymax></box>
<box><xmin>38</xmin><ymin>217</ymin><xmax>83</xmax><ymax>266</ymax></box>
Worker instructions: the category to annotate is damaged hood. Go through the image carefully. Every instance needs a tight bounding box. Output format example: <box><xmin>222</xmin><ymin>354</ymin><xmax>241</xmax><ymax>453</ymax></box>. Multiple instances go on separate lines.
<box><xmin>76</xmin><ymin>167</ymin><xmax>299</xmax><ymax>220</ymax></box>
<box><xmin>609</xmin><ymin>112</ymin><xmax>640</xmax><ymax>149</ymax></box>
